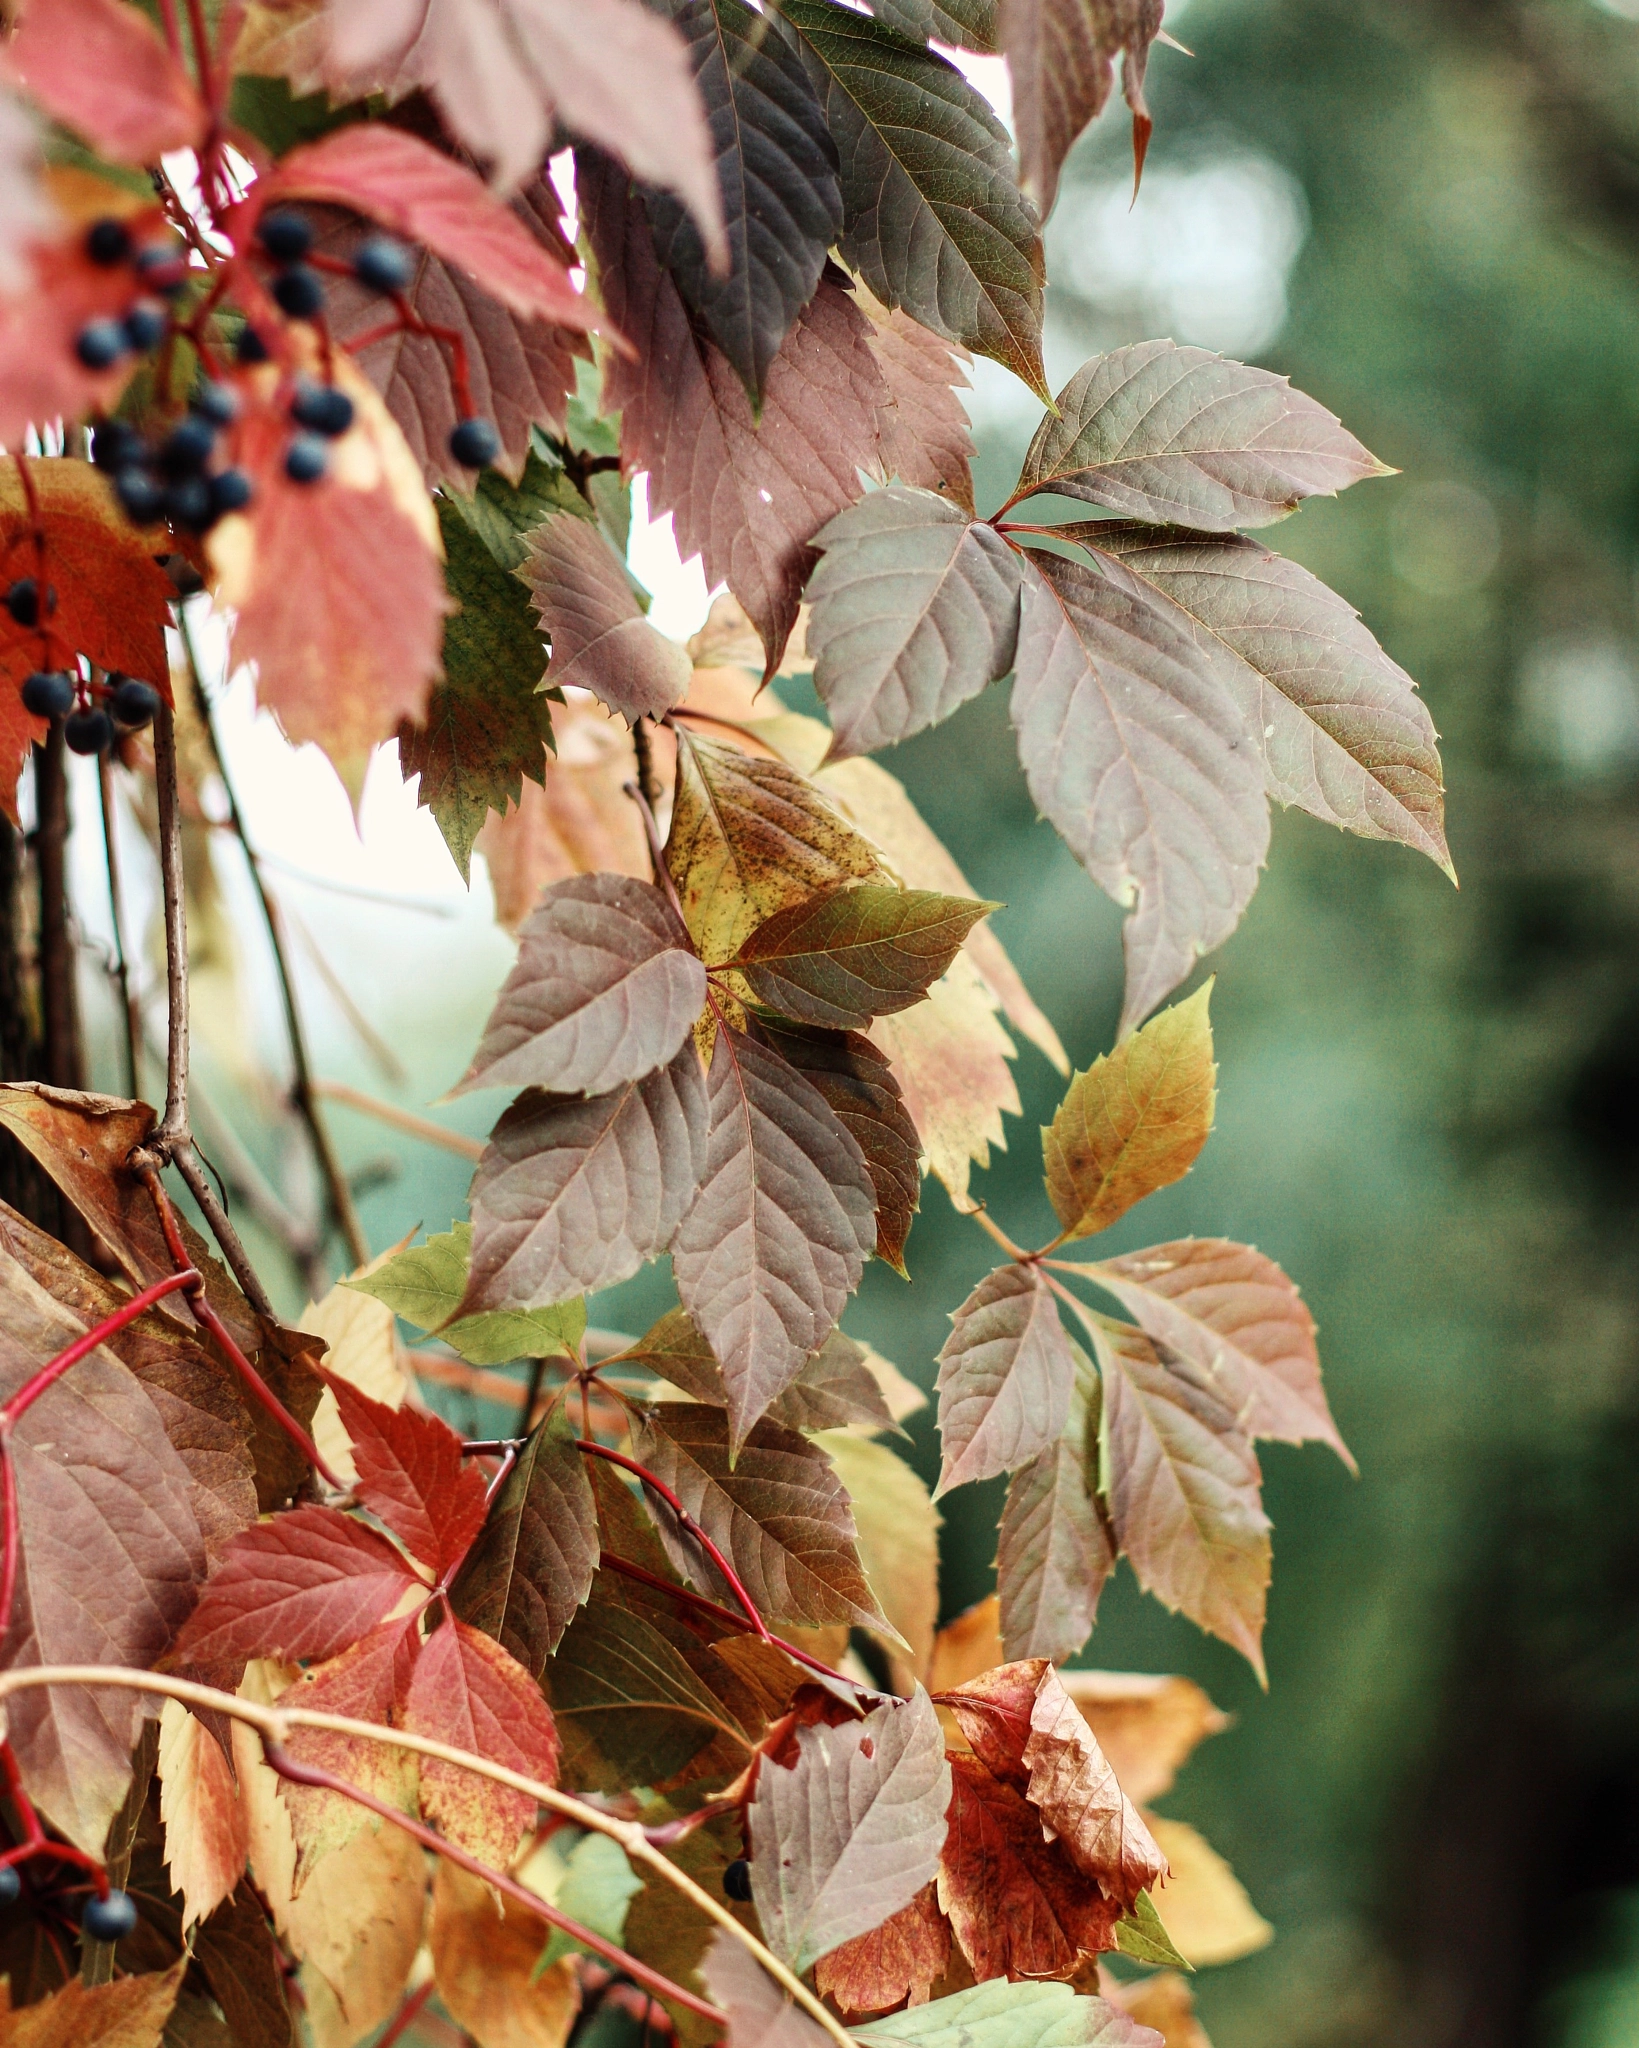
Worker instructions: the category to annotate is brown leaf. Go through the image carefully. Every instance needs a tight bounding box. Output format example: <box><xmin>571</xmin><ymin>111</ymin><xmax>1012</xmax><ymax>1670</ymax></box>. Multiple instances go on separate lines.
<box><xmin>633</xmin><ymin>1403</ymin><xmax>888</xmax><ymax>1634</ymax></box>
<box><xmin>0</xmin><ymin>1962</ymin><xmax>184</xmax><ymax>2048</ymax></box>
<box><xmin>522</xmin><ymin>514</ymin><xmax>693</xmax><ymax>723</ymax></box>
<box><xmin>733</xmin><ymin>886</ymin><xmax>995</xmax><ymax>1032</ymax></box>
<box><xmin>814</xmin><ymin>1883</ymin><xmax>951</xmax><ymax>2015</ymax></box>
<box><xmin>586</xmin><ymin>159</ymin><xmax>887</xmax><ymax>676</ymax></box>
<box><xmin>935</xmin><ymin>1264</ymin><xmax>1078</xmax><ymax>1494</ymax></box>
<box><xmin>1054</xmin><ymin>1671</ymin><xmax>1226</xmax><ymax>1806</ymax></box>
<box><xmin>670</xmin><ymin>1026</ymin><xmax>876</xmax><ymax>1448</ymax></box>
<box><xmin>405</xmin><ymin>1617</ymin><xmax>559</xmax><ymax>1868</ymax></box>
<box><xmin>997</xmin><ymin>1347</ymin><xmax>1111</xmax><ymax>1665</ymax></box>
<box><xmin>189</xmin><ymin>1881</ymin><xmax>295</xmax><ymax>2048</ymax></box>
<box><xmin>1086</xmin><ymin>1314</ymin><xmax>1270</xmax><ymax>1679</ymax></box>
<box><xmin>157</xmin><ymin>1702</ymin><xmax>249</xmax><ymax>1931</ymax></box>
<box><xmin>463</xmin><ymin>1041</ymin><xmax>709</xmax><ymax>1309</ymax></box>
<box><xmin>1143</xmin><ymin>1817</ymin><xmax>1270</xmax><ymax>1967</ymax></box>
<box><xmin>938</xmin><ymin>1754</ymin><xmax>1119</xmax><ymax>1979</ymax></box>
<box><xmin>1001</xmin><ymin>0</ymin><xmax>1161</xmax><ymax>215</ymax></box>
<box><xmin>457</xmin><ymin>873</ymin><xmax>706</xmax><ymax>1098</ymax></box>
<box><xmin>431</xmin><ymin>1860</ymin><xmax>581</xmax><ymax>2048</ymax></box>
<box><xmin>287</xmin><ymin>1821</ymin><xmax>425</xmax><ymax>2043</ymax></box>
<box><xmin>862</xmin><ymin>290</ymin><xmax>975</xmax><ymax>514</ymax></box>
<box><xmin>1091</xmin><ymin>1238</ymin><xmax>1353</xmax><ymax>1470</ymax></box>
<box><xmin>1042</xmin><ymin>985</ymin><xmax>1215</xmax><ymax>1244</ymax></box>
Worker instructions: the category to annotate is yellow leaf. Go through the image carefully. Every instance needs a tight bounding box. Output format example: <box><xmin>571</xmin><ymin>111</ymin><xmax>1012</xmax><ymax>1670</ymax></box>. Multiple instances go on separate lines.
<box><xmin>1056</xmin><ymin>1671</ymin><xmax>1228</xmax><ymax>1805</ymax></box>
<box><xmin>871</xmin><ymin>950</ymin><xmax>1019</xmax><ymax>1205</ymax></box>
<box><xmin>431</xmin><ymin>1860</ymin><xmax>582</xmax><ymax>2048</ymax></box>
<box><xmin>1146</xmin><ymin>1817</ymin><xmax>1272</xmax><ymax>1968</ymax></box>
<box><xmin>855</xmin><ymin>1340</ymin><xmax>926</xmax><ymax>1425</ymax></box>
<box><xmin>1104</xmin><ymin>1968</ymin><xmax>1212</xmax><ymax>2048</ymax></box>
<box><xmin>0</xmin><ymin>1964</ymin><xmax>184</xmax><ymax>2048</ymax></box>
<box><xmin>1042</xmin><ymin>982</ymin><xmax>1215</xmax><ymax>1243</ymax></box>
<box><xmin>157</xmin><ymin>1699</ymin><xmax>249</xmax><ymax>1930</ymax></box>
<box><xmin>300</xmin><ymin>1256</ymin><xmax>414</xmax><ymax>1484</ymax></box>
<box><xmin>816</xmin><ymin>1431</ymin><xmax>941</xmax><ymax>1687</ymax></box>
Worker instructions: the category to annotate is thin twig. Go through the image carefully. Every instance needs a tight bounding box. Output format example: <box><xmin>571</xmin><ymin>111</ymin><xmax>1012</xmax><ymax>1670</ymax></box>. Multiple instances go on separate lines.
<box><xmin>374</xmin><ymin>1980</ymin><xmax>435</xmax><ymax>2048</ymax></box>
<box><xmin>961</xmin><ymin>1204</ymin><xmax>1033</xmax><ymax>1265</ymax></box>
<box><xmin>312</xmin><ymin>1079</ymin><xmax>483</xmax><ymax>1162</ymax></box>
<box><xmin>622</xmin><ymin>782</ymin><xmax>686</xmax><ymax>925</ymax></box>
<box><xmin>170</xmin><ymin>1146</ymin><xmax>278</xmax><ymax>1321</ymax></box>
<box><xmin>95</xmin><ymin>752</ymin><xmax>139</xmax><ymax>1098</ymax></box>
<box><xmin>0</xmin><ymin>1667</ymin><xmax>857</xmax><ymax>2048</ymax></box>
<box><xmin>150</xmin><ymin>703</ymin><xmax>190</xmax><ymax>1151</ymax></box>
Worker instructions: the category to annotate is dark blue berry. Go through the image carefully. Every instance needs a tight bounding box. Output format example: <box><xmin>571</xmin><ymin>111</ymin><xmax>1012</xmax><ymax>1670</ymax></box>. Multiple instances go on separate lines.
<box><xmin>74</xmin><ymin>320</ymin><xmax>127</xmax><ymax>371</ymax></box>
<box><xmin>135</xmin><ymin>242</ymin><xmax>188</xmax><ymax>294</ymax></box>
<box><xmin>91</xmin><ymin>418</ymin><xmax>141</xmax><ymax>471</ymax></box>
<box><xmin>272</xmin><ymin>264</ymin><xmax>325</xmax><ymax>319</ymax></box>
<box><xmin>110</xmin><ymin>676</ymin><xmax>160</xmax><ymax>727</ymax></box>
<box><xmin>449</xmin><ymin>416</ymin><xmax>500</xmax><ymax>469</ymax></box>
<box><xmin>285</xmin><ymin>434</ymin><xmax>328</xmax><ymax>484</ymax></box>
<box><xmin>80</xmin><ymin>1888</ymin><xmax>138</xmax><ymax>1942</ymax></box>
<box><xmin>291</xmin><ymin>382</ymin><xmax>354</xmax><ymax>437</ymax></box>
<box><xmin>209</xmin><ymin>467</ymin><xmax>253</xmax><ymax>517</ymax></box>
<box><xmin>85</xmin><ymin>218</ymin><xmax>132</xmax><ymax>267</ymax></box>
<box><xmin>64</xmin><ymin>706</ymin><xmax>112</xmax><ymax>756</ymax></box>
<box><xmin>235</xmin><ymin>324</ymin><xmax>270</xmax><ymax>365</ymax></box>
<box><xmin>121</xmin><ymin>300</ymin><xmax>167</xmax><ymax>352</ymax></box>
<box><xmin>159</xmin><ymin>414</ymin><xmax>216</xmax><ymax>476</ymax></box>
<box><xmin>353</xmin><ymin>235</ymin><xmax>414</xmax><ymax>293</ymax></box>
<box><xmin>722</xmin><ymin>1858</ymin><xmax>753</xmax><ymax>1902</ymax></box>
<box><xmin>191</xmin><ymin>380</ymin><xmax>239</xmax><ymax>427</ymax></box>
<box><xmin>5</xmin><ymin>578</ymin><xmax>51</xmax><ymax>628</ymax></box>
<box><xmin>21</xmin><ymin>670</ymin><xmax>73</xmax><ymax>719</ymax></box>
<box><xmin>257</xmin><ymin>209</ymin><xmax>313</xmax><ymax>263</ymax></box>
<box><xmin>164</xmin><ymin>474</ymin><xmax>214</xmax><ymax>532</ymax></box>
<box><xmin>113</xmin><ymin>466</ymin><xmax>164</xmax><ymax>525</ymax></box>
<box><xmin>0</xmin><ymin>1865</ymin><xmax>20</xmax><ymax>1906</ymax></box>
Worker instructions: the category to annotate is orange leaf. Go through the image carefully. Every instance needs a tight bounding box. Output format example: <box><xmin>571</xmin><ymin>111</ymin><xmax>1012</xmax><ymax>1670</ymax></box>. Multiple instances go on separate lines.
<box><xmin>5</xmin><ymin>0</ymin><xmax>206</xmax><ymax>164</ymax></box>
<box><xmin>157</xmin><ymin>1700</ymin><xmax>249</xmax><ymax>1930</ymax></box>
<box><xmin>1055</xmin><ymin>1671</ymin><xmax>1227</xmax><ymax>1807</ymax></box>
<box><xmin>431</xmin><ymin>1860</ymin><xmax>582</xmax><ymax>2048</ymax></box>
<box><xmin>280</xmin><ymin>1615</ymin><xmax>421</xmax><ymax>1880</ymax></box>
<box><xmin>814</xmin><ymin>1882</ymin><xmax>951</xmax><ymax>2015</ymax></box>
<box><xmin>0</xmin><ymin>1961</ymin><xmax>185</xmax><ymax>2047</ymax></box>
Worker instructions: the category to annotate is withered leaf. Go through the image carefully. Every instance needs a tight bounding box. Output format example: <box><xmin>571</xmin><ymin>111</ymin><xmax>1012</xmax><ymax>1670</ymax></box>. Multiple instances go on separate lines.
<box><xmin>1042</xmin><ymin>984</ymin><xmax>1215</xmax><ymax>1244</ymax></box>
<box><xmin>431</xmin><ymin>1860</ymin><xmax>581</xmax><ymax>2048</ymax></box>
<box><xmin>0</xmin><ymin>1962</ymin><xmax>186</xmax><ymax>2048</ymax></box>
<box><xmin>733</xmin><ymin>885</ymin><xmax>995</xmax><ymax>1030</ymax></box>
<box><xmin>451</xmin><ymin>1404</ymin><xmax>599</xmax><ymax>1675</ymax></box>
<box><xmin>463</xmin><ymin>1040</ymin><xmax>709</xmax><ymax>1311</ymax></box>
<box><xmin>814</xmin><ymin>1883</ymin><xmax>951</xmax><ymax>2016</ymax></box>
<box><xmin>644</xmin><ymin>0</ymin><xmax>842</xmax><ymax>399</ymax></box>
<box><xmin>1011</xmin><ymin>547</ymin><xmax>1268</xmax><ymax>1035</ymax></box>
<box><xmin>1014</xmin><ymin>342</ymin><xmax>1389</xmax><ymax>532</ymax></box>
<box><xmin>633</xmin><ymin>1403</ymin><xmax>888</xmax><ymax>1633</ymax></box>
<box><xmin>750</xmin><ymin>1688</ymin><xmax>950</xmax><ymax>1972</ymax></box>
<box><xmin>522</xmin><ymin>513</ymin><xmax>693</xmax><ymax>723</ymax></box>
<box><xmin>806</xmin><ymin>487</ymin><xmax>1022</xmax><ymax>759</ymax></box>
<box><xmin>459</xmin><ymin>873</ymin><xmax>705</xmax><ymax>1098</ymax></box>
<box><xmin>1002</xmin><ymin>0</ymin><xmax>1162</xmax><ymax>217</ymax></box>
<box><xmin>1086</xmin><ymin>1312</ymin><xmax>1271</xmax><ymax>1678</ymax></box>
<box><xmin>1054</xmin><ymin>1669</ymin><xmax>1227</xmax><ymax>1806</ymax></box>
<box><xmin>670</xmin><ymin>1026</ymin><xmax>876</xmax><ymax>1448</ymax></box>
<box><xmin>935</xmin><ymin>1263</ymin><xmax>1078</xmax><ymax>1494</ymax></box>
<box><xmin>279</xmin><ymin>1617</ymin><xmax>420</xmax><ymax>1875</ymax></box>
<box><xmin>1091</xmin><ymin>1236</ymin><xmax>1353</xmax><ymax>1468</ymax></box>
<box><xmin>156</xmin><ymin>1701</ymin><xmax>248</xmax><ymax>1933</ymax></box>
<box><xmin>997</xmin><ymin>1340</ymin><xmax>1111</xmax><ymax>1664</ymax></box>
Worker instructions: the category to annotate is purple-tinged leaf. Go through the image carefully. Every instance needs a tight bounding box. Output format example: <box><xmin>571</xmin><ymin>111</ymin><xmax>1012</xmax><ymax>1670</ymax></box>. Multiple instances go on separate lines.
<box><xmin>997</xmin><ymin>1340</ymin><xmax>1111</xmax><ymax>1663</ymax></box>
<box><xmin>1002</xmin><ymin>0</ymin><xmax>1162</xmax><ymax>216</ymax></box>
<box><xmin>935</xmin><ymin>1262</ymin><xmax>1077</xmax><ymax>1494</ymax></box>
<box><xmin>521</xmin><ymin>514</ymin><xmax>693</xmax><ymax>724</ymax></box>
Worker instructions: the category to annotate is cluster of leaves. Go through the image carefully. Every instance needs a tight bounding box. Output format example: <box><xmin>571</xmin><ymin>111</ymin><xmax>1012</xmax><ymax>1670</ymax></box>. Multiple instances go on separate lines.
<box><xmin>0</xmin><ymin>0</ymin><xmax>1451</xmax><ymax>2043</ymax></box>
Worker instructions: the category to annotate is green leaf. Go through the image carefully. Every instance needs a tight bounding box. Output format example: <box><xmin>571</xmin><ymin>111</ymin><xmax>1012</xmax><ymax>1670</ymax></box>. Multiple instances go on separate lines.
<box><xmin>806</xmin><ymin>484</ymin><xmax>1022</xmax><ymax>758</ymax></box>
<box><xmin>778</xmin><ymin>0</ymin><xmax>1047</xmax><ymax>398</ymax></box>
<box><xmin>852</xmin><ymin>1976</ymin><xmax>1161</xmax><ymax>2048</ymax></box>
<box><xmin>867</xmin><ymin>0</ymin><xmax>997</xmax><ymax>54</ymax></box>
<box><xmin>1114</xmin><ymin>1888</ymin><xmax>1192</xmax><ymax>1970</ymax></box>
<box><xmin>470</xmin><ymin>446</ymin><xmax>597</xmax><ymax>569</ymax></box>
<box><xmin>535</xmin><ymin>1831</ymin><xmax>644</xmax><ymax>1972</ymax></box>
<box><xmin>732</xmin><ymin>884</ymin><xmax>996</xmax><ymax>1029</ymax></box>
<box><xmin>646</xmin><ymin>0</ymin><xmax>843</xmax><ymax>398</ymax></box>
<box><xmin>1011</xmin><ymin>341</ymin><xmax>1390</xmax><ymax>532</ymax></box>
<box><xmin>345</xmin><ymin>1222</ymin><xmax>587</xmax><ymax>1364</ymax></box>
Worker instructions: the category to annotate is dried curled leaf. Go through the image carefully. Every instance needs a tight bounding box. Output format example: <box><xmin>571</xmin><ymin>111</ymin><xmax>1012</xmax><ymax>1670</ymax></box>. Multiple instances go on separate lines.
<box><xmin>814</xmin><ymin>1883</ymin><xmax>951</xmax><ymax>2016</ymax></box>
<box><xmin>0</xmin><ymin>1963</ymin><xmax>186</xmax><ymax>2048</ymax></box>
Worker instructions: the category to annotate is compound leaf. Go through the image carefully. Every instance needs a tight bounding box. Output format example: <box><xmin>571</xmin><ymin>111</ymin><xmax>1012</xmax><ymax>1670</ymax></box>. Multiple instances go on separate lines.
<box><xmin>733</xmin><ymin>884</ymin><xmax>995</xmax><ymax>1029</ymax></box>
<box><xmin>935</xmin><ymin>1262</ymin><xmax>1077</xmax><ymax>1494</ymax></box>
<box><xmin>522</xmin><ymin>513</ymin><xmax>693</xmax><ymax>723</ymax></box>
<box><xmin>997</xmin><ymin>1340</ymin><xmax>1111</xmax><ymax>1663</ymax></box>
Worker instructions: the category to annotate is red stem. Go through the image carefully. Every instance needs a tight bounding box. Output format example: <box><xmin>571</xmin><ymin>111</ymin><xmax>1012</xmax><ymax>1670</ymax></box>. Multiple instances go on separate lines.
<box><xmin>263</xmin><ymin>1744</ymin><xmax>728</xmax><ymax>2024</ymax></box>
<box><xmin>2</xmin><ymin>1271</ymin><xmax>199</xmax><ymax>1431</ymax></box>
<box><xmin>374</xmin><ymin>1980</ymin><xmax>435</xmax><ymax>2048</ymax></box>
<box><xmin>0</xmin><ymin>1740</ymin><xmax>106</xmax><ymax>1890</ymax></box>
<box><xmin>336</xmin><ymin>294</ymin><xmax>477</xmax><ymax>418</ymax></box>
<box><xmin>576</xmin><ymin>1441</ymin><xmax>770</xmax><ymax>1642</ymax></box>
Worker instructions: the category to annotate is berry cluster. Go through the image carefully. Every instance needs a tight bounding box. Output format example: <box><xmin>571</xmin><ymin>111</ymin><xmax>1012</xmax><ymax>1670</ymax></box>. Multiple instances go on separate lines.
<box><xmin>7</xmin><ymin>577</ymin><xmax>161</xmax><ymax>753</ymax></box>
<box><xmin>95</xmin><ymin>380</ymin><xmax>251</xmax><ymax>535</ymax></box>
<box><xmin>72</xmin><ymin>216</ymin><xmax>190</xmax><ymax>379</ymax></box>
<box><xmin>0</xmin><ymin>1863</ymin><xmax>140</xmax><ymax>1941</ymax></box>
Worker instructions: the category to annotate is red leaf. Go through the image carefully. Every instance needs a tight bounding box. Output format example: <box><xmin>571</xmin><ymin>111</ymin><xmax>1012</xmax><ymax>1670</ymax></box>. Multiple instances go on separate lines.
<box><xmin>260</xmin><ymin>127</ymin><xmax>597</xmax><ymax>329</ymax></box>
<box><xmin>173</xmin><ymin>1505</ymin><xmax>424</xmax><ymax>1667</ymax></box>
<box><xmin>322</xmin><ymin>1372</ymin><xmax>488</xmax><ymax>1579</ymax></box>
<box><xmin>403</xmin><ymin>1617</ymin><xmax>559</xmax><ymax>1868</ymax></box>
<box><xmin>5</xmin><ymin>0</ymin><xmax>206</xmax><ymax>164</ymax></box>
<box><xmin>281</xmin><ymin>1613</ymin><xmax>422</xmax><ymax>1872</ymax></box>
<box><xmin>814</xmin><ymin>1883</ymin><xmax>951</xmax><ymax>2015</ymax></box>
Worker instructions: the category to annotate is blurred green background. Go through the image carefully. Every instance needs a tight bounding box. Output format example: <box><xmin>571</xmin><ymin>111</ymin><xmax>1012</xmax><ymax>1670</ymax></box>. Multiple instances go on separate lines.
<box><xmin>63</xmin><ymin>3</ymin><xmax>1639</xmax><ymax>2040</ymax></box>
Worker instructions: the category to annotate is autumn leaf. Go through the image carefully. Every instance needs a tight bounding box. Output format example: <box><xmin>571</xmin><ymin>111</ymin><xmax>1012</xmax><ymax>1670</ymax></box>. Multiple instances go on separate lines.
<box><xmin>815</xmin><ymin>1431</ymin><xmax>940</xmax><ymax>1682</ymax></box>
<box><xmin>1001</xmin><ymin>0</ymin><xmax>1162</xmax><ymax>216</ymax></box>
<box><xmin>404</xmin><ymin>1617</ymin><xmax>560</xmax><ymax>1867</ymax></box>
<box><xmin>4</xmin><ymin>0</ymin><xmax>205</xmax><ymax>164</ymax></box>
<box><xmin>0</xmin><ymin>1963</ymin><xmax>185</xmax><ymax>2048</ymax></box>
<box><xmin>854</xmin><ymin>1977</ymin><xmax>1162</xmax><ymax>2048</ymax></box>
<box><xmin>463</xmin><ymin>1042</ymin><xmax>709</xmax><ymax>1311</ymax></box>
<box><xmin>431</xmin><ymin>1860</ymin><xmax>581</xmax><ymax>2048</ymax></box>
<box><xmin>156</xmin><ymin>1701</ymin><xmax>248</xmax><ymax>1932</ymax></box>
<box><xmin>522</xmin><ymin>514</ymin><xmax>693</xmax><ymax>723</ymax></box>
<box><xmin>871</xmin><ymin>952</ymin><xmax>1019</xmax><ymax>1206</ymax></box>
<box><xmin>997</xmin><ymin>1339</ymin><xmax>1111</xmax><ymax>1664</ymax></box>
<box><xmin>1011</xmin><ymin>548</ymin><xmax>1268</xmax><ymax>1035</ymax></box>
<box><xmin>935</xmin><ymin>1263</ymin><xmax>1078</xmax><ymax>1494</ymax></box>
<box><xmin>925</xmin><ymin>1594</ymin><xmax>1003</xmax><ymax>1696</ymax></box>
<box><xmin>1055</xmin><ymin>1670</ymin><xmax>1226</xmax><ymax>1806</ymax></box>
<box><xmin>1089</xmin><ymin>1237</ymin><xmax>1353</xmax><ymax>1468</ymax></box>
<box><xmin>1100</xmin><ymin>1971</ymin><xmax>1206</xmax><ymax>2048</ymax></box>
<box><xmin>732</xmin><ymin>885</ymin><xmax>996</xmax><ymax>1030</ymax></box>
<box><xmin>814</xmin><ymin>1882</ymin><xmax>951</xmax><ymax>2016</ymax></box>
<box><xmin>172</xmin><ymin>1505</ymin><xmax>423</xmax><ymax>1667</ymax></box>
<box><xmin>347</xmin><ymin>1219</ymin><xmax>587</xmax><ymax>1366</ymax></box>
<box><xmin>750</xmin><ymin>1688</ymin><xmax>950</xmax><ymax>1971</ymax></box>
<box><xmin>1012</xmin><ymin>342</ymin><xmax>1389</xmax><ymax>532</ymax></box>
<box><xmin>459</xmin><ymin>873</ymin><xmax>705</xmax><ymax>1098</ymax></box>
<box><xmin>1143</xmin><ymin>1816</ymin><xmax>1271</xmax><ymax>1967</ymax></box>
<box><xmin>1084</xmin><ymin>1311</ymin><xmax>1271</xmax><ymax>1678</ymax></box>
<box><xmin>806</xmin><ymin>486</ymin><xmax>1022</xmax><ymax>759</ymax></box>
<box><xmin>779</xmin><ymin>0</ymin><xmax>1047</xmax><ymax>398</ymax></box>
<box><xmin>451</xmin><ymin>1405</ymin><xmax>599</xmax><ymax>1675</ymax></box>
<box><xmin>586</xmin><ymin>159</ymin><xmax>889</xmax><ymax>677</ymax></box>
<box><xmin>1042</xmin><ymin>984</ymin><xmax>1216</xmax><ymax>1243</ymax></box>
<box><xmin>633</xmin><ymin>1403</ymin><xmax>888</xmax><ymax>1633</ymax></box>
<box><xmin>701</xmin><ymin>1930</ymin><xmax>834</xmax><ymax>2048</ymax></box>
<box><xmin>670</xmin><ymin>1025</ymin><xmax>876</xmax><ymax>1448</ymax></box>
<box><xmin>613</xmin><ymin>1309</ymin><xmax>900</xmax><ymax>1436</ymax></box>
<box><xmin>320</xmin><ymin>1371</ymin><xmax>489</xmax><ymax>1577</ymax></box>
<box><xmin>863</xmin><ymin>292</ymin><xmax>976</xmax><ymax>513</ymax></box>
<box><xmin>279</xmin><ymin>1616</ymin><xmax>421</xmax><ymax>1873</ymax></box>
